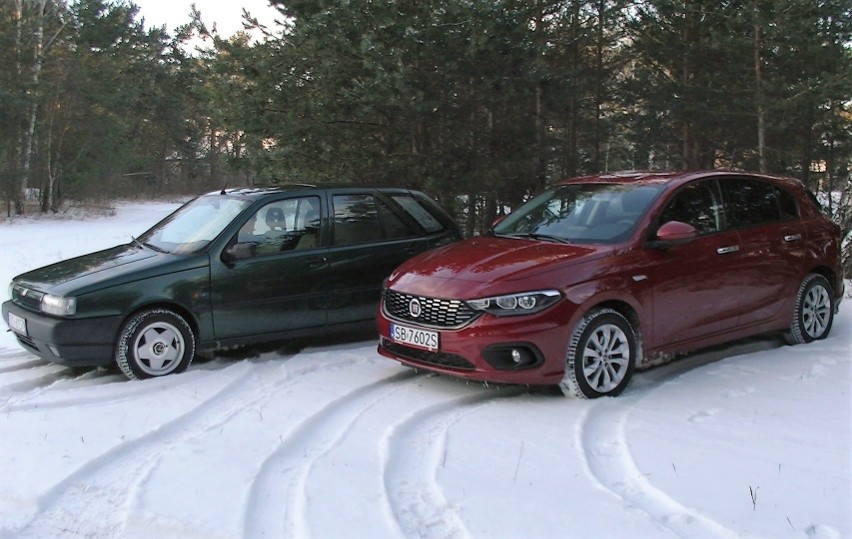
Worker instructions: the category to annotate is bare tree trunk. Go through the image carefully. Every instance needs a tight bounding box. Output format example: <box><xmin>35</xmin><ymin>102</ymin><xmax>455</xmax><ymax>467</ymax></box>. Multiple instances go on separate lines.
<box><xmin>593</xmin><ymin>0</ymin><xmax>605</xmax><ymax>172</ymax></box>
<box><xmin>566</xmin><ymin>1</ymin><xmax>580</xmax><ymax>178</ymax></box>
<box><xmin>466</xmin><ymin>191</ymin><xmax>477</xmax><ymax>238</ymax></box>
<box><xmin>754</xmin><ymin>0</ymin><xmax>767</xmax><ymax>173</ymax></box>
<box><xmin>45</xmin><ymin>88</ymin><xmax>65</xmax><ymax>212</ymax></box>
<box><xmin>532</xmin><ymin>1</ymin><xmax>547</xmax><ymax>191</ymax></box>
<box><xmin>209</xmin><ymin>127</ymin><xmax>220</xmax><ymax>186</ymax></box>
<box><xmin>681</xmin><ymin>6</ymin><xmax>690</xmax><ymax>170</ymax></box>
<box><xmin>19</xmin><ymin>0</ymin><xmax>48</xmax><ymax>215</ymax></box>
<box><xmin>12</xmin><ymin>0</ymin><xmax>24</xmax><ymax>213</ymax></box>
<box><xmin>534</xmin><ymin>82</ymin><xmax>547</xmax><ymax>190</ymax></box>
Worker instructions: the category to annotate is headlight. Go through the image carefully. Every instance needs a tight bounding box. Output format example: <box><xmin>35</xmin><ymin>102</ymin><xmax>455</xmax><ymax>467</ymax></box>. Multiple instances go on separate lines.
<box><xmin>41</xmin><ymin>294</ymin><xmax>76</xmax><ymax>316</ymax></box>
<box><xmin>466</xmin><ymin>290</ymin><xmax>560</xmax><ymax>316</ymax></box>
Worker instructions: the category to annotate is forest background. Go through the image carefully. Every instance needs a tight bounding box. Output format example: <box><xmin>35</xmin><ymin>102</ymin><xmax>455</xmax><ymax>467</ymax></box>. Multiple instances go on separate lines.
<box><xmin>2</xmin><ymin>0</ymin><xmax>850</xmax><ymax>271</ymax></box>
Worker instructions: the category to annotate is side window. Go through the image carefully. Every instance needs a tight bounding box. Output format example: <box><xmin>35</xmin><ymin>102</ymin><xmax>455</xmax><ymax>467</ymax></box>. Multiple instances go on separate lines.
<box><xmin>378</xmin><ymin>198</ymin><xmax>417</xmax><ymax>239</ymax></box>
<box><xmin>722</xmin><ymin>178</ymin><xmax>791</xmax><ymax>227</ymax></box>
<box><xmin>333</xmin><ymin>194</ymin><xmax>383</xmax><ymax>245</ymax></box>
<box><xmin>391</xmin><ymin>194</ymin><xmax>445</xmax><ymax>233</ymax></box>
<box><xmin>659</xmin><ymin>182</ymin><xmax>721</xmax><ymax>235</ymax></box>
<box><xmin>234</xmin><ymin>196</ymin><xmax>321</xmax><ymax>257</ymax></box>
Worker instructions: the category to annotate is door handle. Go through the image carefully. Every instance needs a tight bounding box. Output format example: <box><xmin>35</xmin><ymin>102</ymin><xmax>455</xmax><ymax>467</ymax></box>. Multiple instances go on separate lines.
<box><xmin>716</xmin><ymin>245</ymin><xmax>739</xmax><ymax>255</ymax></box>
<box><xmin>305</xmin><ymin>256</ymin><xmax>328</xmax><ymax>269</ymax></box>
<box><xmin>784</xmin><ymin>234</ymin><xmax>802</xmax><ymax>242</ymax></box>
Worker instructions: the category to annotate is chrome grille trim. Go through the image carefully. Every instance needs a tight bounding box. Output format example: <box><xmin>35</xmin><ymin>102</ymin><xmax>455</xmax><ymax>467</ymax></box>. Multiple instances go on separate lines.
<box><xmin>382</xmin><ymin>289</ymin><xmax>479</xmax><ymax>329</ymax></box>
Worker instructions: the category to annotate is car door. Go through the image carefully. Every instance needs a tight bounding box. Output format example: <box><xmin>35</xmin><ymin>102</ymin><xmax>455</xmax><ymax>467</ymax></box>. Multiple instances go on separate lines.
<box><xmin>324</xmin><ymin>191</ymin><xmax>433</xmax><ymax>325</ymax></box>
<box><xmin>645</xmin><ymin>179</ymin><xmax>748</xmax><ymax>347</ymax></box>
<box><xmin>209</xmin><ymin>195</ymin><xmax>330</xmax><ymax>339</ymax></box>
<box><xmin>718</xmin><ymin>177</ymin><xmax>806</xmax><ymax>326</ymax></box>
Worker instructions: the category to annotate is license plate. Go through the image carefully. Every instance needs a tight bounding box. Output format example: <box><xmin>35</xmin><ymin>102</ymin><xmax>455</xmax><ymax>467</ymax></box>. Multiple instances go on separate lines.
<box><xmin>8</xmin><ymin>312</ymin><xmax>27</xmax><ymax>336</ymax></box>
<box><xmin>390</xmin><ymin>323</ymin><xmax>439</xmax><ymax>351</ymax></box>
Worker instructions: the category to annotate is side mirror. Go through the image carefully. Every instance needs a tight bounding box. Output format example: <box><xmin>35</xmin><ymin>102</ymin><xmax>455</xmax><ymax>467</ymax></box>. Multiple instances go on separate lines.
<box><xmin>222</xmin><ymin>242</ymin><xmax>254</xmax><ymax>263</ymax></box>
<box><xmin>650</xmin><ymin>221</ymin><xmax>697</xmax><ymax>248</ymax></box>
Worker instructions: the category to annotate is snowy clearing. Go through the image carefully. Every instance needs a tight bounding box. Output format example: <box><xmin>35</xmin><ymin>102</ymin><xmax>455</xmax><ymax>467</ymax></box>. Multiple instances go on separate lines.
<box><xmin>0</xmin><ymin>201</ymin><xmax>850</xmax><ymax>539</ymax></box>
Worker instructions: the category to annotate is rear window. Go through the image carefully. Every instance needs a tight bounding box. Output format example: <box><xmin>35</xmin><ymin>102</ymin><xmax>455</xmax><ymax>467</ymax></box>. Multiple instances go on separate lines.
<box><xmin>332</xmin><ymin>194</ymin><xmax>423</xmax><ymax>244</ymax></box>
<box><xmin>391</xmin><ymin>194</ymin><xmax>445</xmax><ymax>233</ymax></box>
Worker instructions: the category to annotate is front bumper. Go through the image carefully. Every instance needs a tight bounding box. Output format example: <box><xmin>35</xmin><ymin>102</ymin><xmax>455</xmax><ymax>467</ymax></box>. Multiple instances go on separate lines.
<box><xmin>2</xmin><ymin>301</ymin><xmax>122</xmax><ymax>367</ymax></box>
<box><xmin>376</xmin><ymin>302</ymin><xmax>574</xmax><ymax>386</ymax></box>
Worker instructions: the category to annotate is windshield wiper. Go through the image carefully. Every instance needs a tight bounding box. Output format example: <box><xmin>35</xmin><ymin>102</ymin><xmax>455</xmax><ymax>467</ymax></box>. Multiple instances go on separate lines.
<box><xmin>133</xmin><ymin>237</ymin><xmax>167</xmax><ymax>253</ymax></box>
<box><xmin>503</xmin><ymin>232</ymin><xmax>569</xmax><ymax>244</ymax></box>
<box><xmin>144</xmin><ymin>242</ymin><xmax>168</xmax><ymax>253</ymax></box>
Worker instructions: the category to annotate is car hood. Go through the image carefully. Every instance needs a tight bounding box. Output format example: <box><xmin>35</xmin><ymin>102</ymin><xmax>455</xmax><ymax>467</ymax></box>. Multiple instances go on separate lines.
<box><xmin>14</xmin><ymin>244</ymin><xmax>200</xmax><ymax>296</ymax></box>
<box><xmin>388</xmin><ymin>236</ymin><xmax>612</xmax><ymax>298</ymax></box>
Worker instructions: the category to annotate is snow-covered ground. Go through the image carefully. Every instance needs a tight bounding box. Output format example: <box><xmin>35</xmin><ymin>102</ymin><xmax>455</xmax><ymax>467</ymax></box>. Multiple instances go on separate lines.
<box><xmin>0</xmin><ymin>201</ymin><xmax>849</xmax><ymax>539</ymax></box>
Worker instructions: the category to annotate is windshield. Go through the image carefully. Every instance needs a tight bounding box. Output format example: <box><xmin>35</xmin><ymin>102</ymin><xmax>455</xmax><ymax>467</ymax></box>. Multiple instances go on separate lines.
<box><xmin>493</xmin><ymin>183</ymin><xmax>664</xmax><ymax>244</ymax></box>
<box><xmin>138</xmin><ymin>195</ymin><xmax>251</xmax><ymax>254</ymax></box>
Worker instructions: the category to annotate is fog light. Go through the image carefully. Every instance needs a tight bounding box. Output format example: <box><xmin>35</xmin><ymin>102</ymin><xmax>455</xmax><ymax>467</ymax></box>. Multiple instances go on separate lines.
<box><xmin>482</xmin><ymin>344</ymin><xmax>544</xmax><ymax>370</ymax></box>
<box><xmin>47</xmin><ymin>344</ymin><xmax>61</xmax><ymax>357</ymax></box>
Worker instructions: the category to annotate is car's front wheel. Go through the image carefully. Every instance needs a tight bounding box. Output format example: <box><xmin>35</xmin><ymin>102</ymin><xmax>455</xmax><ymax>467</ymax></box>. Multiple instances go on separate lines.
<box><xmin>116</xmin><ymin>308</ymin><xmax>195</xmax><ymax>379</ymax></box>
<box><xmin>785</xmin><ymin>274</ymin><xmax>834</xmax><ymax>345</ymax></box>
<box><xmin>561</xmin><ymin>308</ymin><xmax>637</xmax><ymax>399</ymax></box>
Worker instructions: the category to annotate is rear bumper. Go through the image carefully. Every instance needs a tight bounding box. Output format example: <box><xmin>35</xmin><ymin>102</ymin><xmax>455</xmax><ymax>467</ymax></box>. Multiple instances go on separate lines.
<box><xmin>2</xmin><ymin>301</ymin><xmax>121</xmax><ymax>367</ymax></box>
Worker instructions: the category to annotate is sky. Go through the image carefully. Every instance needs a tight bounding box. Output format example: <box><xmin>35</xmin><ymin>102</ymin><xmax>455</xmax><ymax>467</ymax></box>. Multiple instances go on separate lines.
<box><xmin>131</xmin><ymin>0</ymin><xmax>282</xmax><ymax>38</ymax></box>
<box><xmin>0</xmin><ymin>202</ymin><xmax>849</xmax><ymax>538</ymax></box>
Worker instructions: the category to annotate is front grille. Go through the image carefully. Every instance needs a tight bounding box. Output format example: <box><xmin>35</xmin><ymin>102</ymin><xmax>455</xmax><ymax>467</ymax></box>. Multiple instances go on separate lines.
<box><xmin>12</xmin><ymin>284</ymin><xmax>43</xmax><ymax>311</ymax></box>
<box><xmin>382</xmin><ymin>339</ymin><xmax>475</xmax><ymax>371</ymax></box>
<box><xmin>383</xmin><ymin>289</ymin><xmax>478</xmax><ymax>328</ymax></box>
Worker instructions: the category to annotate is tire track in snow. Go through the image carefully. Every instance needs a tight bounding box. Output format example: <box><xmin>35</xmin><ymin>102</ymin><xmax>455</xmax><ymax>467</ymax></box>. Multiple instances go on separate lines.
<box><xmin>0</xmin><ymin>347</ymin><xmax>38</xmax><ymax>360</ymax></box>
<box><xmin>381</xmin><ymin>387</ymin><xmax>526</xmax><ymax>539</ymax></box>
<box><xmin>0</xmin><ymin>367</ymin><xmax>100</xmax><ymax>399</ymax></box>
<box><xmin>0</xmin><ymin>353</ymin><xmax>314</xmax><ymax>414</ymax></box>
<box><xmin>0</xmin><ymin>358</ymin><xmax>45</xmax><ymax>374</ymax></box>
<box><xmin>5</xmin><ymin>364</ymin><xmax>265</xmax><ymax>539</ymax></box>
<box><xmin>0</xmin><ymin>364</ymin><xmax>204</xmax><ymax>413</ymax></box>
<box><xmin>6</xmin><ymin>355</ymin><xmax>363</xmax><ymax>539</ymax></box>
<box><xmin>243</xmin><ymin>369</ymin><xmax>420</xmax><ymax>538</ymax></box>
<box><xmin>578</xmin><ymin>394</ymin><xmax>739</xmax><ymax>539</ymax></box>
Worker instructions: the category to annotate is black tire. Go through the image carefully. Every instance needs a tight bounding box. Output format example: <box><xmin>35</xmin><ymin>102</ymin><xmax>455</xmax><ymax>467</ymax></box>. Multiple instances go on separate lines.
<box><xmin>560</xmin><ymin>308</ymin><xmax>637</xmax><ymax>399</ymax></box>
<box><xmin>116</xmin><ymin>308</ymin><xmax>195</xmax><ymax>380</ymax></box>
<box><xmin>785</xmin><ymin>274</ymin><xmax>834</xmax><ymax>345</ymax></box>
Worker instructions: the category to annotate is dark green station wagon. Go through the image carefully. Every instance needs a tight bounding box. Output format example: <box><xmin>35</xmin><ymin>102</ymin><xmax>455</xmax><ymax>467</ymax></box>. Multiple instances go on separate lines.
<box><xmin>2</xmin><ymin>185</ymin><xmax>461</xmax><ymax>379</ymax></box>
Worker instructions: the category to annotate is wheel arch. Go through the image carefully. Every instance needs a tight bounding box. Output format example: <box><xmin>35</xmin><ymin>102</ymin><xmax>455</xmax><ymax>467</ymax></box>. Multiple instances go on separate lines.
<box><xmin>120</xmin><ymin>301</ymin><xmax>200</xmax><ymax>344</ymax></box>
<box><xmin>587</xmin><ymin>300</ymin><xmax>644</xmax><ymax>358</ymax></box>
<box><xmin>585</xmin><ymin>300</ymin><xmax>644</xmax><ymax>365</ymax></box>
<box><xmin>806</xmin><ymin>265</ymin><xmax>840</xmax><ymax>298</ymax></box>
<box><xmin>560</xmin><ymin>303</ymin><xmax>640</xmax><ymax>398</ymax></box>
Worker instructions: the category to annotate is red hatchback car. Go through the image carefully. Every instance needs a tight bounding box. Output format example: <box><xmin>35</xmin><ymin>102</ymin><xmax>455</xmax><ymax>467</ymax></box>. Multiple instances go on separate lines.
<box><xmin>377</xmin><ymin>171</ymin><xmax>844</xmax><ymax>398</ymax></box>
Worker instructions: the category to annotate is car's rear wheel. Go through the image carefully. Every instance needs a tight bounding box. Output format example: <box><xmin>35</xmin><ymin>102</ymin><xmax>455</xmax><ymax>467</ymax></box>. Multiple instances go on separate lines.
<box><xmin>561</xmin><ymin>308</ymin><xmax>636</xmax><ymax>399</ymax></box>
<box><xmin>116</xmin><ymin>308</ymin><xmax>195</xmax><ymax>379</ymax></box>
<box><xmin>785</xmin><ymin>274</ymin><xmax>834</xmax><ymax>345</ymax></box>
